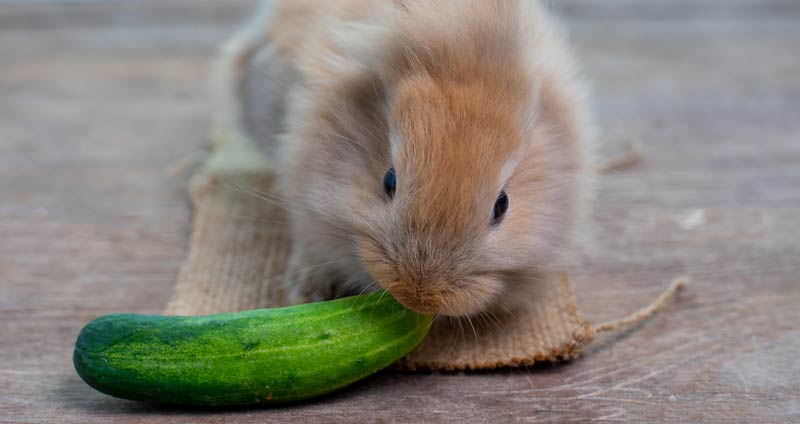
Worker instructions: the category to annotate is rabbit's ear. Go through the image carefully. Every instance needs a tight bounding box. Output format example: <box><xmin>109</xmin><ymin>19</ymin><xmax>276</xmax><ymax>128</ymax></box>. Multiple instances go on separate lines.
<box><xmin>296</xmin><ymin>17</ymin><xmax>391</xmax><ymax>87</ymax></box>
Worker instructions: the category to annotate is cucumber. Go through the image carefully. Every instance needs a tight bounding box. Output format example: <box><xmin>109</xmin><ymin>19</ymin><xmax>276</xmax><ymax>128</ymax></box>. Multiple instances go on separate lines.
<box><xmin>73</xmin><ymin>292</ymin><xmax>432</xmax><ymax>406</ymax></box>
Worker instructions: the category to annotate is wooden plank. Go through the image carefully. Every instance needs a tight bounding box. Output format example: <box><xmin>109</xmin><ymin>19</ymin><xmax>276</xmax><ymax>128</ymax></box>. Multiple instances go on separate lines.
<box><xmin>0</xmin><ymin>1</ymin><xmax>798</xmax><ymax>422</ymax></box>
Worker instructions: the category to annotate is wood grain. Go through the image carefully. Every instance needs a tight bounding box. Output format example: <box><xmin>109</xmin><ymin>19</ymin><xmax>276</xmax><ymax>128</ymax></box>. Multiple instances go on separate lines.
<box><xmin>1</xmin><ymin>0</ymin><xmax>798</xmax><ymax>422</ymax></box>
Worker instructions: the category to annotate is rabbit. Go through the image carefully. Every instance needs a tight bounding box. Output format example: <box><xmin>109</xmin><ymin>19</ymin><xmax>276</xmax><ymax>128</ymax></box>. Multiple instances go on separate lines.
<box><xmin>244</xmin><ymin>0</ymin><xmax>593</xmax><ymax>317</ymax></box>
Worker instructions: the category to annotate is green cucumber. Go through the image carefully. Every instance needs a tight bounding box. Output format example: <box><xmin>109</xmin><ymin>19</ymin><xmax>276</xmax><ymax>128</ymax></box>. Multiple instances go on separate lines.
<box><xmin>73</xmin><ymin>292</ymin><xmax>432</xmax><ymax>406</ymax></box>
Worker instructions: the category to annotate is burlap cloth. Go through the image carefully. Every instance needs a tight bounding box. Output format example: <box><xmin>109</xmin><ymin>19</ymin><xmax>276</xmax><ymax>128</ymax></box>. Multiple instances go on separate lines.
<box><xmin>163</xmin><ymin>6</ymin><xmax>684</xmax><ymax>371</ymax></box>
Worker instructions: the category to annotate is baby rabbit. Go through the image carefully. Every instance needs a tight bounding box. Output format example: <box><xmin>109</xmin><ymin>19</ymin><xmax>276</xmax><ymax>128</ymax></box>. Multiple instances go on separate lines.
<box><xmin>251</xmin><ymin>0</ymin><xmax>592</xmax><ymax>317</ymax></box>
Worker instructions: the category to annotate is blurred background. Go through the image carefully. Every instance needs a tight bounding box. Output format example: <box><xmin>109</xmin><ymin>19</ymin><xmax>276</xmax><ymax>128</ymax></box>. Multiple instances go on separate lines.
<box><xmin>1</xmin><ymin>1</ymin><xmax>798</xmax><ymax>422</ymax></box>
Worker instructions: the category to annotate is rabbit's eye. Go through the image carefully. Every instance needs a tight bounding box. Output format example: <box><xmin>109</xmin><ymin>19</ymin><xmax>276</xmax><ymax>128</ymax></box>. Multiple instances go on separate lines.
<box><xmin>384</xmin><ymin>168</ymin><xmax>396</xmax><ymax>199</ymax></box>
<box><xmin>491</xmin><ymin>191</ymin><xmax>509</xmax><ymax>226</ymax></box>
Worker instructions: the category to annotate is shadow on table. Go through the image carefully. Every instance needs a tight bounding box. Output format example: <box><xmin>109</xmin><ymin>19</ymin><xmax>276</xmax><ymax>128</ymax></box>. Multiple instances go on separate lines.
<box><xmin>56</xmin><ymin>358</ymin><xmax>575</xmax><ymax>415</ymax></box>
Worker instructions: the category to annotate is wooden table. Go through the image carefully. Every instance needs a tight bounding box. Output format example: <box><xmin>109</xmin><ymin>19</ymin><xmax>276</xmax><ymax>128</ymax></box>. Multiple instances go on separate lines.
<box><xmin>1</xmin><ymin>1</ymin><xmax>798</xmax><ymax>422</ymax></box>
